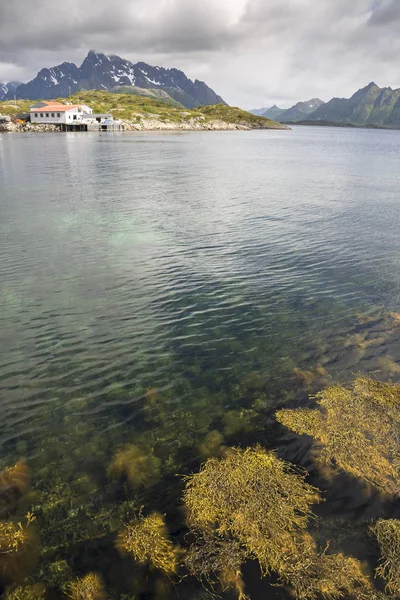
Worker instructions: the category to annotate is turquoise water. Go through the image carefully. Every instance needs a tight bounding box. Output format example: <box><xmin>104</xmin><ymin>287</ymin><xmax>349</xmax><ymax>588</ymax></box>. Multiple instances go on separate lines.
<box><xmin>1</xmin><ymin>127</ymin><xmax>400</xmax><ymax>598</ymax></box>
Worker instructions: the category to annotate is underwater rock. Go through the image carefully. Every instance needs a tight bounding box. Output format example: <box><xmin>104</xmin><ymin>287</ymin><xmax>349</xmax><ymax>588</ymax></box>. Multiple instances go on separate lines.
<box><xmin>116</xmin><ymin>512</ymin><xmax>181</xmax><ymax>575</ymax></box>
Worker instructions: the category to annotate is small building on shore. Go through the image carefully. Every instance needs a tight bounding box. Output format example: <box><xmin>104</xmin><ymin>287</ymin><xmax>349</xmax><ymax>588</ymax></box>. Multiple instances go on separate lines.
<box><xmin>81</xmin><ymin>113</ymin><xmax>124</xmax><ymax>131</ymax></box>
<box><xmin>30</xmin><ymin>102</ymin><xmax>92</xmax><ymax>125</ymax></box>
<box><xmin>29</xmin><ymin>101</ymin><xmax>123</xmax><ymax>131</ymax></box>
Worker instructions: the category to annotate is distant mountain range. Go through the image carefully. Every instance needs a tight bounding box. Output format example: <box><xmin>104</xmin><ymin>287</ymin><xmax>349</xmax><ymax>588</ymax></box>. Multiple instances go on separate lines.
<box><xmin>250</xmin><ymin>98</ymin><xmax>324</xmax><ymax>121</ymax></box>
<box><xmin>0</xmin><ymin>51</ymin><xmax>226</xmax><ymax>109</ymax></box>
<box><xmin>263</xmin><ymin>99</ymin><xmax>325</xmax><ymax>122</ymax></box>
<box><xmin>0</xmin><ymin>81</ymin><xmax>21</xmax><ymax>101</ymax></box>
<box><xmin>252</xmin><ymin>83</ymin><xmax>400</xmax><ymax>128</ymax></box>
<box><xmin>304</xmin><ymin>83</ymin><xmax>400</xmax><ymax>128</ymax></box>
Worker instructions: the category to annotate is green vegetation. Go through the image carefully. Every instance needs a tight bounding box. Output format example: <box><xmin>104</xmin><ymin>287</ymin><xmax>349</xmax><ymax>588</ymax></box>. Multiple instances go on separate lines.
<box><xmin>0</xmin><ymin>99</ymin><xmax>31</xmax><ymax>116</ymax></box>
<box><xmin>116</xmin><ymin>513</ymin><xmax>181</xmax><ymax>575</ymax></box>
<box><xmin>276</xmin><ymin>376</ymin><xmax>400</xmax><ymax>495</ymax></box>
<box><xmin>0</xmin><ymin>90</ymin><xmax>288</xmax><ymax>129</ymax></box>
<box><xmin>198</xmin><ymin>104</ymin><xmax>288</xmax><ymax>128</ymax></box>
<box><xmin>305</xmin><ymin>83</ymin><xmax>400</xmax><ymax>128</ymax></box>
<box><xmin>110</xmin><ymin>85</ymin><xmax>184</xmax><ymax>107</ymax></box>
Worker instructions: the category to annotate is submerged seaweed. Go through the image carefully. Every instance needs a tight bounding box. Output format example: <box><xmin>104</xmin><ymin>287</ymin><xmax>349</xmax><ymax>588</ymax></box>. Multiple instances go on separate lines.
<box><xmin>68</xmin><ymin>572</ymin><xmax>106</xmax><ymax>600</ymax></box>
<box><xmin>107</xmin><ymin>444</ymin><xmax>161</xmax><ymax>488</ymax></box>
<box><xmin>0</xmin><ymin>460</ymin><xmax>30</xmax><ymax>519</ymax></box>
<box><xmin>276</xmin><ymin>376</ymin><xmax>400</xmax><ymax>495</ymax></box>
<box><xmin>116</xmin><ymin>512</ymin><xmax>181</xmax><ymax>575</ymax></box>
<box><xmin>0</xmin><ymin>512</ymin><xmax>38</xmax><ymax>585</ymax></box>
<box><xmin>183</xmin><ymin>445</ymin><xmax>374</xmax><ymax>599</ymax></box>
<box><xmin>371</xmin><ymin>518</ymin><xmax>400</xmax><ymax>596</ymax></box>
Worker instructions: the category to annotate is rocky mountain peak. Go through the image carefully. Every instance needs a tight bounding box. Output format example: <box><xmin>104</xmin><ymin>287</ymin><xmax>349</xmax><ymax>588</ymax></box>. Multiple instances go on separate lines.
<box><xmin>6</xmin><ymin>51</ymin><xmax>226</xmax><ymax>109</ymax></box>
<box><xmin>0</xmin><ymin>81</ymin><xmax>23</xmax><ymax>101</ymax></box>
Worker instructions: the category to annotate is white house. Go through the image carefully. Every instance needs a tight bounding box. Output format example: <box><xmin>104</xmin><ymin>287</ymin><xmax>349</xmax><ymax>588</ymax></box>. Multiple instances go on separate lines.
<box><xmin>30</xmin><ymin>102</ymin><xmax>92</xmax><ymax>125</ymax></box>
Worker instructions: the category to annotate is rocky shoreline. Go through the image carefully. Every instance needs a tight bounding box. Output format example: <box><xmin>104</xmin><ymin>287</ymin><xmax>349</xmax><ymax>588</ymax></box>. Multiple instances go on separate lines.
<box><xmin>0</xmin><ymin>117</ymin><xmax>289</xmax><ymax>133</ymax></box>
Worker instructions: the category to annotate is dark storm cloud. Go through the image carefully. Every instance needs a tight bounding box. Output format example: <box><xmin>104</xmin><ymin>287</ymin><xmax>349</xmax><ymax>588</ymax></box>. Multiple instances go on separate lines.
<box><xmin>369</xmin><ymin>0</ymin><xmax>400</xmax><ymax>24</ymax></box>
<box><xmin>0</xmin><ymin>0</ymin><xmax>399</xmax><ymax>108</ymax></box>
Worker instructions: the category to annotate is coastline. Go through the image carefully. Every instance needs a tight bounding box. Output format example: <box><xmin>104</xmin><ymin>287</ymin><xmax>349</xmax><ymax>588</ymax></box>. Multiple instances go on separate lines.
<box><xmin>0</xmin><ymin>119</ymin><xmax>290</xmax><ymax>133</ymax></box>
<box><xmin>281</xmin><ymin>119</ymin><xmax>395</xmax><ymax>130</ymax></box>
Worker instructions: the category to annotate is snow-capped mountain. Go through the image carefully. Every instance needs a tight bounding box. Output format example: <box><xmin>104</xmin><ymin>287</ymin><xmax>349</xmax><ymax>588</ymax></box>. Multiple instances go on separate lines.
<box><xmin>6</xmin><ymin>51</ymin><xmax>226</xmax><ymax>108</ymax></box>
<box><xmin>0</xmin><ymin>81</ymin><xmax>22</xmax><ymax>101</ymax></box>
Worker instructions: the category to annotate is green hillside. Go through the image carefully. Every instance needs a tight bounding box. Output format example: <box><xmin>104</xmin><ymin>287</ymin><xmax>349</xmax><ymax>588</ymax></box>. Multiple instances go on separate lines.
<box><xmin>0</xmin><ymin>90</ymin><xmax>288</xmax><ymax>129</ymax></box>
<box><xmin>308</xmin><ymin>82</ymin><xmax>400</xmax><ymax>128</ymax></box>
<box><xmin>110</xmin><ymin>86</ymin><xmax>184</xmax><ymax>107</ymax></box>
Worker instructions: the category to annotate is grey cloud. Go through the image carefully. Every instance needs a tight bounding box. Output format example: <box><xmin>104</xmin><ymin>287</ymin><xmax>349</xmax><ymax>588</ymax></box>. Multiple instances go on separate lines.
<box><xmin>1</xmin><ymin>0</ymin><xmax>399</xmax><ymax>108</ymax></box>
<box><xmin>369</xmin><ymin>0</ymin><xmax>400</xmax><ymax>24</ymax></box>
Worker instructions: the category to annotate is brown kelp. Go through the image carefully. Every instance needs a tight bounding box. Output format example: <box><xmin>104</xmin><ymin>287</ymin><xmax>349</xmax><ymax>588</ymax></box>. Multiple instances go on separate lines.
<box><xmin>68</xmin><ymin>572</ymin><xmax>106</xmax><ymax>600</ymax></box>
<box><xmin>371</xmin><ymin>519</ymin><xmax>400</xmax><ymax>596</ymax></box>
<box><xmin>116</xmin><ymin>512</ymin><xmax>181</xmax><ymax>575</ymax></box>
<box><xmin>0</xmin><ymin>460</ymin><xmax>30</xmax><ymax>518</ymax></box>
<box><xmin>198</xmin><ymin>430</ymin><xmax>225</xmax><ymax>459</ymax></box>
<box><xmin>107</xmin><ymin>444</ymin><xmax>161</xmax><ymax>488</ymax></box>
<box><xmin>5</xmin><ymin>583</ymin><xmax>46</xmax><ymax>599</ymax></box>
<box><xmin>183</xmin><ymin>446</ymin><xmax>372</xmax><ymax>599</ymax></box>
<box><xmin>5</xmin><ymin>582</ymin><xmax>46</xmax><ymax>599</ymax></box>
<box><xmin>276</xmin><ymin>376</ymin><xmax>400</xmax><ymax>495</ymax></box>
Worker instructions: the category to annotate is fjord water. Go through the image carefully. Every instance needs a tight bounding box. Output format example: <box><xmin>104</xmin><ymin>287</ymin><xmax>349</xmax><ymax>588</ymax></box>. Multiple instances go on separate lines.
<box><xmin>1</xmin><ymin>127</ymin><xmax>400</xmax><ymax>596</ymax></box>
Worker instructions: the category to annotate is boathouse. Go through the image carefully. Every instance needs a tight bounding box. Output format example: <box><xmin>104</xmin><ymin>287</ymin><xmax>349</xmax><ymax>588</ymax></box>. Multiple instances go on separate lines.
<box><xmin>29</xmin><ymin>101</ymin><xmax>124</xmax><ymax>131</ymax></box>
<box><xmin>30</xmin><ymin>102</ymin><xmax>92</xmax><ymax>126</ymax></box>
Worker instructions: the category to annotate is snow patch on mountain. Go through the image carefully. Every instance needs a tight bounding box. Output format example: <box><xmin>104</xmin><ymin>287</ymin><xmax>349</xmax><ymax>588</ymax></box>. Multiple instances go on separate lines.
<box><xmin>7</xmin><ymin>51</ymin><xmax>226</xmax><ymax>109</ymax></box>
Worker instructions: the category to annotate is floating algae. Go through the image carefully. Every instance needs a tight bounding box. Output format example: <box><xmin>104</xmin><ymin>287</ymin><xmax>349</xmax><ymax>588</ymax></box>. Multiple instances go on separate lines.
<box><xmin>276</xmin><ymin>376</ymin><xmax>400</xmax><ymax>495</ymax></box>
<box><xmin>116</xmin><ymin>512</ymin><xmax>181</xmax><ymax>575</ymax></box>
<box><xmin>183</xmin><ymin>446</ymin><xmax>374</xmax><ymax>599</ymax></box>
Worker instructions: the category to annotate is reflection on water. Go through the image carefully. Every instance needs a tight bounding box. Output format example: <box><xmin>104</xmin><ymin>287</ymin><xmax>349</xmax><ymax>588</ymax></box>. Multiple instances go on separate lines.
<box><xmin>1</xmin><ymin>127</ymin><xmax>400</xmax><ymax>597</ymax></box>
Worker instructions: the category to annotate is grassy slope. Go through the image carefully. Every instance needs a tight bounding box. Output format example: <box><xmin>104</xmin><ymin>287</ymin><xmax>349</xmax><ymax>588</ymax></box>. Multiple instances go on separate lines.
<box><xmin>110</xmin><ymin>86</ymin><xmax>184</xmax><ymax>107</ymax></box>
<box><xmin>0</xmin><ymin>90</ymin><xmax>287</xmax><ymax>129</ymax></box>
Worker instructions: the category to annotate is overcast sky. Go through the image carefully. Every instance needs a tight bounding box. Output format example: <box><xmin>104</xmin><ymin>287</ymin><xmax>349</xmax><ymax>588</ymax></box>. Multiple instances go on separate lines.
<box><xmin>0</xmin><ymin>0</ymin><xmax>399</xmax><ymax>108</ymax></box>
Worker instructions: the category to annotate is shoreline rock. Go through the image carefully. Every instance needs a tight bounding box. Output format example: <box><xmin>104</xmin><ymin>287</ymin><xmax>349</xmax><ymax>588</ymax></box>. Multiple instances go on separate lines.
<box><xmin>0</xmin><ymin>122</ymin><xmax>61</xmax><ymax>133</ymax></box>
<box><xmin>0</xmin><ymin>117</ymin><xmax>289</xmax><ymax>133</ymax></box>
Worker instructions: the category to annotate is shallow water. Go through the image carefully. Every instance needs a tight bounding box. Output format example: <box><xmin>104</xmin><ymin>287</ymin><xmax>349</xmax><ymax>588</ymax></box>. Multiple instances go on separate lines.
<box><xmin>1</xmin><ymin>126</ymin><xmax>400</xmax><ymax>597</ymax></box>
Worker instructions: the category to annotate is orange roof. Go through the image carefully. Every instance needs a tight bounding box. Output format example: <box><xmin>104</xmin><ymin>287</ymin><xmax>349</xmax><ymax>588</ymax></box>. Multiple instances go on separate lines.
<box><xmin>31</xmin><ymin>105</ymin><xmax>86</xmax><ymax>113</ymax></box>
